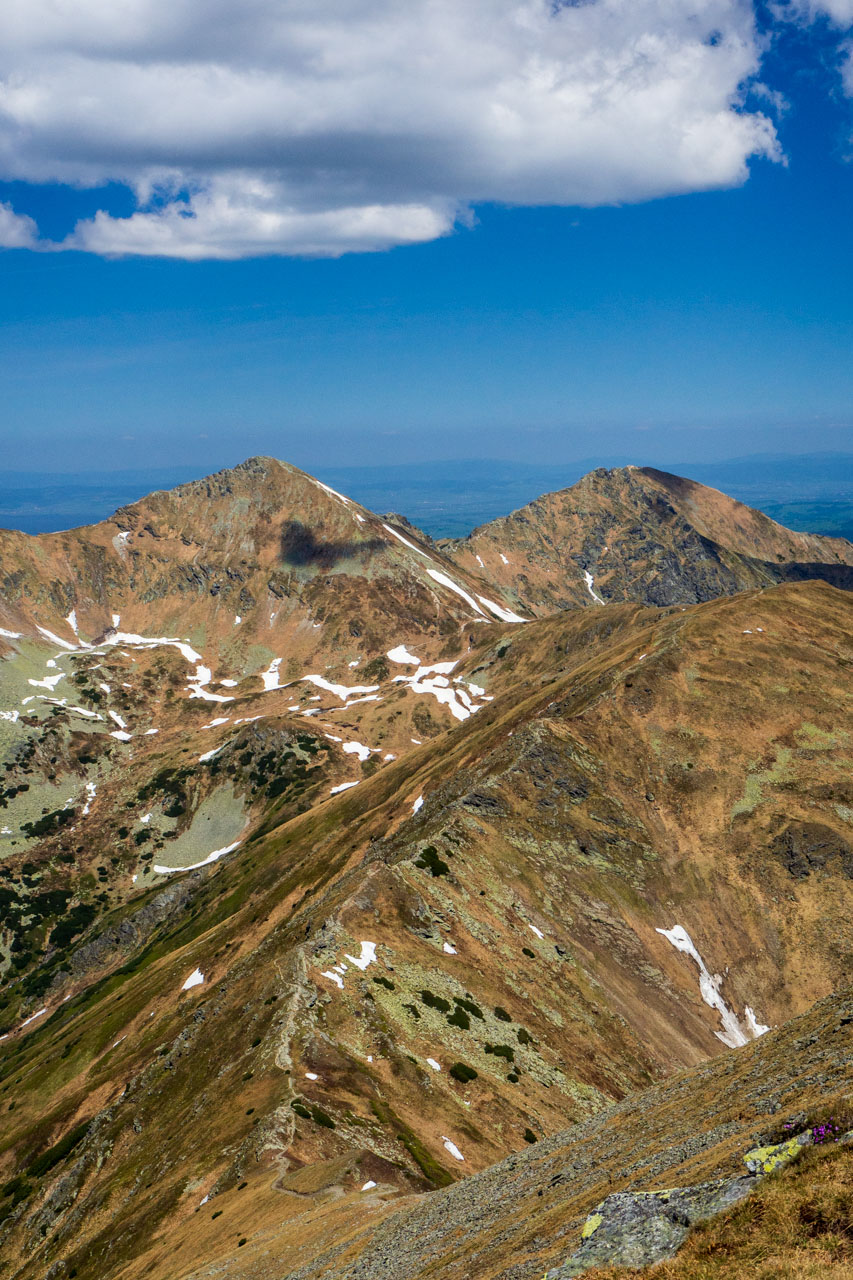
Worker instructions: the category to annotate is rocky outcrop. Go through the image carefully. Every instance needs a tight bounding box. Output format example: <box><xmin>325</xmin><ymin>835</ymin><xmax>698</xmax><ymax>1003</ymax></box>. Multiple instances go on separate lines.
<box><xmin>546</xmin><ymin>1127</ymin><xmax>849</xmax><ymax>1277</ymax></box>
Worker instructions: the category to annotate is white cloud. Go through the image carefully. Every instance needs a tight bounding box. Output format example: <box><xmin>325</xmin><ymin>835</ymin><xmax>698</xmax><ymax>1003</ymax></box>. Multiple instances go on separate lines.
<box><xmin>0</xmin><ymin>1</ymin><xmax>780</xmax><ymax>259</ymax></box>
<box><xmin>794</xmin><ymin>1</ymin><xmax>853</xmax><ymax>21</ymax></box>
<box><xmin>0</xmin><ymin>201</ymin><xmax>38</xmax><ymax>249</ymax></box>
<box><xmin>785</xmin><ymin>1</ymin><xmax>853</xmax><ymax>93</ymax></box>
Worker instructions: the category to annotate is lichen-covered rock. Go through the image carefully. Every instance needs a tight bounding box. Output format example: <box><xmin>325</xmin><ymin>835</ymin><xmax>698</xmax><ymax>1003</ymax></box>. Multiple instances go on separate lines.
<box><xmin>545</xmin><ymin>1123</ymin><xmax>844</xmax><ymax>1278</ymax></box>
<box><xmin>743</xmin><ymin>1131</ymin><xmax>812</xmax><ymax>1175</ymax></box>
<box><xmin>544</xmin><ymin>1176</ymin><xmax>756</xmax><ymax>1278</ymax></box>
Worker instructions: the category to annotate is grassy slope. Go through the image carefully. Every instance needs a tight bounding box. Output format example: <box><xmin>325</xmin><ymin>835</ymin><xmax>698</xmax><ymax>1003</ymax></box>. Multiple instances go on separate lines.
<box><xmin>0</xmin><ymin>582</ymin><xmax>852</xmax><ymax>1280</ymax></box>
<box><xmin>587</xmin><ymin>1140</ymin><xmax>853</xmax><ymax>1280</ymax></box>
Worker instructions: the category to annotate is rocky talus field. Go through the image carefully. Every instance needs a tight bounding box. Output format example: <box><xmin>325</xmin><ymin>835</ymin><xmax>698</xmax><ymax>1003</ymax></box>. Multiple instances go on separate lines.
<box><xmin>0</xmin><ymin>458</ymin><xmax>851</xmax><ymax>1280</ymax></box>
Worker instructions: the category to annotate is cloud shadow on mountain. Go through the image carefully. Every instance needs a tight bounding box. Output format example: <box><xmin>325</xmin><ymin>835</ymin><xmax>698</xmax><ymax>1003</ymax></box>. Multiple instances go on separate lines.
<box><xmin>278</xmin><ymin>519</ymin><xmax>385</xmax><ymax>568</ymax></box>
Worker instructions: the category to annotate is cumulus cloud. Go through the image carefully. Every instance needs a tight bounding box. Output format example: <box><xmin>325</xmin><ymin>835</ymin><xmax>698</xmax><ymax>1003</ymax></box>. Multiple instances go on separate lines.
<box><xmin>0</xmin><ymin>0</ymin><xmax>781</xmax><ymax>259</ymax></box>
<box><xmin>0</xmin><ymin>202</ymin><xmax>38</xmax><ymax>249</ymax></box>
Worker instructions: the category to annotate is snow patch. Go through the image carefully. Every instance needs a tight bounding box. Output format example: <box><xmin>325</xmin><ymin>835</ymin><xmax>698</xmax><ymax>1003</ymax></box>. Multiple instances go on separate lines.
<box><xmin>321</xmin><ymin>970</ymin><xmax>344</xmax><ymax>989</ymax></box>
<box><xmin>188</xmin><ymin>663</ymin><xmax>235</xmax><ymax>703</ymax></box>
<box><xmin>181</xmin><ymin>968</ymin><xmax>204</xmax><ymax>991</ymax></box>
<box><xmin>477</xmin><ymin>596</ymin><xmax>527</xmax><ymax>623</ymax></box>
<box><xmin>425</xmin><ymin>569</ymin><xmax>489</xmax><ymax>618</ymax></box>
<box><xmin>344</xmin><ymin>941</ymin><xmax>377</xmax><ymax>971</ymax></box>
<box><xmin>426</xmin><ymin>1058</ymin><xmax>441</xmax><ymax>1071</ymax></box>
<box><xmin>343</xmin><ymin>740</ymin><xmax>371</xmax><ymax>763</ymax></box>
<box><xmin>656</xmin><ymin>924</ymin><xmax>761</xmax><ymax>1049</ymax></box>
<box><xmin>528</xmin><ymin>924</ymin><xmax>544</xmax><ymax>940</ymax></box>
<box><xmin>412</xmin><ymin>795</ymin><xmax>424</xmax><ymax>814</ymax></box>
<box><xmin>302</xmin><ymin>674</ymin><xmax>380</xmax><ymax>701</ymax></box>
<box><xmin>37</xmin><ymin>625</ymin><xmax>77</xmax><ymax>650</ymax></box>
<box><xmin>583</xmin><ymin>570</ymin><xmax>605</xmax><ymax>605</ymax></box>
<box><xmin>383</xmin><ymin>522</ymin><xmax>431</xmax><ymax>558</ymax></box>
<box><xmin>442</xmin><ymin>1137</ymin><xmax>464</xmax><ymax>1161</ymax></box>
<box><xmin>20</xmin><ymin>1007</ymin><xmax>47</xmax><ymax>1029</ymax></box>
<box><xmin>65</xmin><ymin>609</ymin><xmax>78</xmax><ymax>636</ymax></box>
<box><xmin>198</xmin><ymin>746</ymin><xmax>223</xmax><ymax>763</ymax></box>
<box><xmin>154</xmin><ymin>841</ymin><xmax>242</xmax><ymax>874</ymax></box>
<box><xmin>81</xmin><ymin>782</ymin><xmax>97</xmax><ymax>816</ymax></box>
<box><xmin>330</xmin><ymin>781</ymin><xmax>359</xmax><ymax>795</ymax></box>
<box><xmin>361</xmin><ymin>1180</ymin><xmax>377</xmax><ymax>1191</ymax></box>
<box><xmin>394</xmin><ymin>662</ymin><xmax>474</xmax><ymax>722</ymax></box>
<box><xmin>442</xmin><ymin>942</ymin><xmax>457</xmax><ymax>955</ymax></box>
<box><xmin>28</xmin><ymin>672</ymin><xmax>65</xmax><ymax>692</ymax></box>
<box><xmin>315</xmin><ymin>480</ymin><xmax>351</xmax><ymax>505</ymax></box>
<box><xmin>744</xmin><ymin>1006</ymin><xmax>770</xmax><ymax>1037</ymax></box>
<box><xmin>0</xmin><ymin>627</ymin><xmax>22</xmax><ymax>640</ymax></box>
<box><xmin>387</xmin><ymin>644</ymin><xmax>421</xmax><ymax>665</ymax></box>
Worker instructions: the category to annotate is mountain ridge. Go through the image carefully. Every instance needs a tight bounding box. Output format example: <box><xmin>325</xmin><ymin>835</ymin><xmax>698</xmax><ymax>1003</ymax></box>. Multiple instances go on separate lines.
<box><xmin>0</xmin><ymin>457</ymin><xmax>851</xmax><ymax>1280</ymax></box>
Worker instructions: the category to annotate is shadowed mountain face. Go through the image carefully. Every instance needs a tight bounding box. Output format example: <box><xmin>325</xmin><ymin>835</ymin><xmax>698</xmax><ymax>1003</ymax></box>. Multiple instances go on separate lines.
<box><xmin>0</xmin><ymin>459</ymin><xmax>851</xmax><ymax>1280</ymax></box>
<box><xmin>443</xmin><ymin>465</ymin><xmax>853</xmax><ymax>616</ymax></box>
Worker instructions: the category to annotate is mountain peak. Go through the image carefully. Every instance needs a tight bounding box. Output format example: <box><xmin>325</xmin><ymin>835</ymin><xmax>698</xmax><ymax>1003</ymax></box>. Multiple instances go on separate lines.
<box><xmin>445</xmin><ymin>462</ymin><xmax>853</xmax><ymax>615</ymax></box>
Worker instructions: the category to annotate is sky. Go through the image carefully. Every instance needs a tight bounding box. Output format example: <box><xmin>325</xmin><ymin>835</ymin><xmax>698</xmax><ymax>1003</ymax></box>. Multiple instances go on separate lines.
<box><xmin>1</xmin><ymin>0</ymin><xmax>852</xmax><ymax>474</ymax></box>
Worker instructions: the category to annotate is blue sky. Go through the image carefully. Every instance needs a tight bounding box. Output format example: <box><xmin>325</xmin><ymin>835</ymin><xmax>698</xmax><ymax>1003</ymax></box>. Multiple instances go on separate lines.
<box><xmin>0</xmin><ymin>1</ymin><xmax>852</xmax><ymax>474</ymax></box>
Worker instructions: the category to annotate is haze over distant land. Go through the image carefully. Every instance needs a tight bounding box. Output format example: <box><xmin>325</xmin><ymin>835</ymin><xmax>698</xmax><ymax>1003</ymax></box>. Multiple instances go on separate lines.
<box><xmin>3</xmin><ymin>453</ymin><xmax>853</xmax><ymax>542</ymax></box>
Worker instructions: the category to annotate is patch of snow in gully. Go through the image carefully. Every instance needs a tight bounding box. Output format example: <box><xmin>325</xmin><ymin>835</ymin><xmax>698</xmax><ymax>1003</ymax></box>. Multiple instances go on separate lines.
<box><xmin>656</xmin><ymin>924</ymin><xmax>762</xmax><ymax>1048</ymax></box>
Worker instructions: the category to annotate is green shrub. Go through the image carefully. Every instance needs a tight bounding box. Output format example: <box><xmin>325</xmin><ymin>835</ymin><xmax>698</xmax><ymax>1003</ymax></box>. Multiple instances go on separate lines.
<box><xmin>309</xmin><ymin>1105</ymin><xmax>336</xmax><ymax>1129</ymax></box>
<box><xmin>449</xmin><ymin>1062</ymin><xmax>478</xmax><ymax>1083</ymax></box>
<box><xmin>415</xmin><ymin>847</ymin><xmax>449</xmax><ymax>877</ymax></box>
<box><xmin>484</xmin><ymin>1043</ymin><xmax>514</xmax><ymax>1062</ymax></box>
<box><xmin>420</xmin><ymin>990</ymin><xmax>451</xmax><ymax>1014</ymax></box>
<box><xmin>455</xmin><ymin>997</ymin><xmax>483</xmax><ymax>1020</ymax></box>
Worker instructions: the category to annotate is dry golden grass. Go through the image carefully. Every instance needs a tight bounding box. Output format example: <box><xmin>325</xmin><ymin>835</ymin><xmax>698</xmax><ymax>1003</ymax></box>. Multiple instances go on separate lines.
<box><xmin>587</xmin><ymin>1142</ymin><xmax>853</xmax><ymax>1280</ymax></box>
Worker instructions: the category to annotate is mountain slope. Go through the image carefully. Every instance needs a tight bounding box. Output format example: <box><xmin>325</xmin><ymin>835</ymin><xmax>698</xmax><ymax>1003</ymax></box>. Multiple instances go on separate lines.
<box><xmin>443</xmin><ymin>465</ymin><xmax>853</xmax><ymax>616</ymax></box>
<box><xmin>166</xmin><ymin>984</ymin><xmax>853</xmax><ymax>1280</ymax></box>
<box><xmin>0</xmin><ymin>454</ymin><xmax>519</xmax><ymax>657</ymax></box>
<box><xmin>1</xmin><ymin>580</ymin><xmax>852</xmax><ymax>1280</ymax></box>
<box><xmin>2</xmin><ymin>459</ymin><xmax>853</xmax><ymax>1280</ymax></box>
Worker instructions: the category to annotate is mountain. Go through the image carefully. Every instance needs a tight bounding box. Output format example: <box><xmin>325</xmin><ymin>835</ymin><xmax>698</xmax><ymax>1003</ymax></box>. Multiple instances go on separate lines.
<box><xmin>443</xmin><ymin>465</ymin><xmax>853</xmax><ymax>615</ymax></box>
<box><xmin>0</xmin><ymin>459</ymin><xmax>851</xmax><ymax>1280</ymax></box>
<box><xmin>165</xmin><ymin>984</ymin><xmax>853</xmax><ymax>1280</ymax></box>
